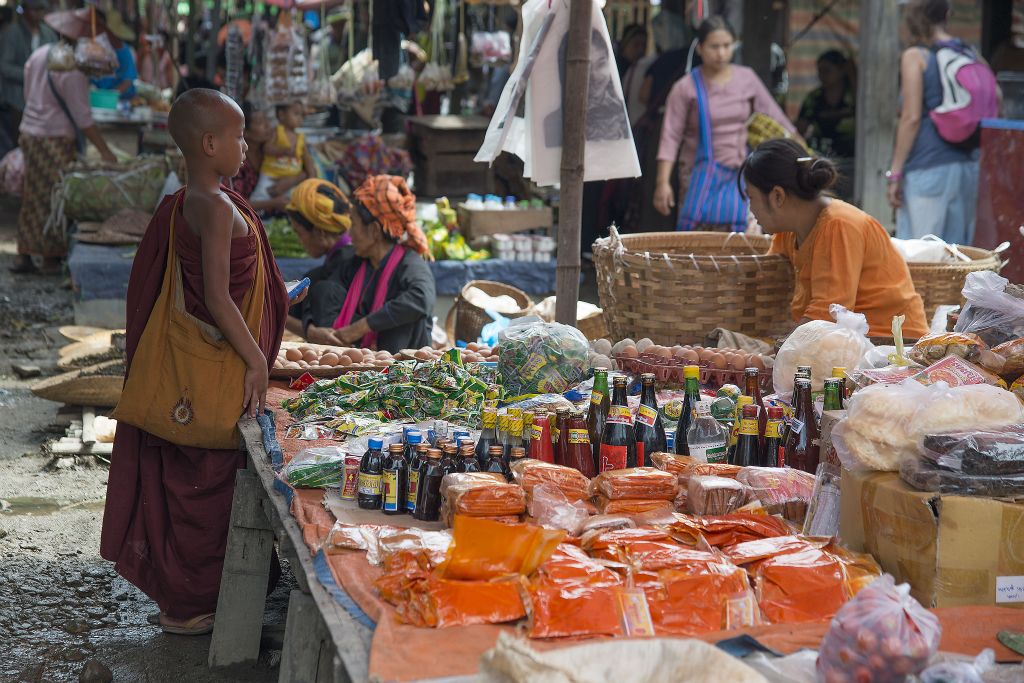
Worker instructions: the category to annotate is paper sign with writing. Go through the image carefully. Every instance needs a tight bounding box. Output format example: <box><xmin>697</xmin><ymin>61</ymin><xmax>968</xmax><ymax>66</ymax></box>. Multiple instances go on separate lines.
<box><xmin>995</xmin><ymin>576</ymin><xmax>1024</xmax><ymax>603</ymax></box>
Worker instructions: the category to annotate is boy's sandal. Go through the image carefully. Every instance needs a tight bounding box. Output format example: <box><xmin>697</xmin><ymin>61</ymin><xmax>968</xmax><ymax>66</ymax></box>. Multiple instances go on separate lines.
<box><xmin>160</xmin><ymin>612</ymin><xmax>215</xmax><ymax>636</ymax></box>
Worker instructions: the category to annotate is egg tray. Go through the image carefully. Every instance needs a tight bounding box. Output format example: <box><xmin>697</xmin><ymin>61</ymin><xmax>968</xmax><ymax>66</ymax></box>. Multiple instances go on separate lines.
<box><xmin>614</xmin><ymin>353</ymin><xmax>773</xmax><ymax>393</ymax></box>
<box><xmin>271</xmin><ymin>341</ymin><xmax>390</xmax><ymax>379</ymax></box>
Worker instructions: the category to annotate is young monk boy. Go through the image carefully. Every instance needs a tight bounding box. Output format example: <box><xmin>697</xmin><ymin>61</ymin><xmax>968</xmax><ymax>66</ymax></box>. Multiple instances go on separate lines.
<box><xmin>100</xmin><ymin>89</ymin><xmax>289</xmax><ymax>635</ymax></box>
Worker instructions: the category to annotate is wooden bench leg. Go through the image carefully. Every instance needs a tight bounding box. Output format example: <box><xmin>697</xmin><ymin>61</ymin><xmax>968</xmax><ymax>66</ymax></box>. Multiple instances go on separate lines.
<box><xmin>208</xmin><ymin>468</ymin><xmax>274</xmax><ymax>668</ymax></box>
<box><xmin>279</xmin><ymin>590</ymin><xmax>345</xmax><ymax>683</ymax></box>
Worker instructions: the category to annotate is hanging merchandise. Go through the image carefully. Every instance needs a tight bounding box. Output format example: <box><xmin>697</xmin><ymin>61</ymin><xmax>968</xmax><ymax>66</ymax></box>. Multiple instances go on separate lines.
<box><xmin>475</xmin><ymin>0</ymin><xmax>640</xmax><ymax>187</ymax></box>
<box><xmin>470</xmin><ymin>32</ymin><xmax>512</xmax><ymax>67</ymax></box>
<box><xmin>307</xmin><ymin>3</ymin><xmax>338</xmax><ymax>107</ymax></box>
<box><xmin>419</xmin><ymin>0</ymin><xmax>454</xmax><ymax>93</ymax></box>
<box><xmin>74</xmin><ymin>8</ymin><xmax>118</xmax><ymax>78</ymax></box>
<box><xmin>225</xmin><ymin>24</ymin><xmax>246</xmax><ymax>104</ymax></box>
<box><xmin>265</xmin><ymin>14</ymin><xmax>310</xmax><ymax>105</ymax></box>
<box><xmin>453</xmin><ymin>2</ymin><xmax>469</xmax><ymax>85</ymax></box>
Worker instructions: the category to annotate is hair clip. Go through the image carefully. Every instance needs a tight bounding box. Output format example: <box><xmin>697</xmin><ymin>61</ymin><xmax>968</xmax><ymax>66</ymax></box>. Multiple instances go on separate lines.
<box><xmin>796</xmin><ymin>157</ymin><xmax>813</xmax><ymax>164</ymax></box>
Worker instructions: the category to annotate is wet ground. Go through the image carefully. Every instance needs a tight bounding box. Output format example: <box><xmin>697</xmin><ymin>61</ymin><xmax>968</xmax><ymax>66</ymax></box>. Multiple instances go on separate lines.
<box><xmin>0</xmin><ymin>198</ymin><xmax>289</xmax><ymax>682</ymax></box>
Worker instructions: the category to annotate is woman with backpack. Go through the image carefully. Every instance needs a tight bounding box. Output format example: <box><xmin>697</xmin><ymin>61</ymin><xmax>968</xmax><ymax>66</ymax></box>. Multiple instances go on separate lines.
<box><xmin>888</xmin><ymin>0</ymin><xmax>997</xmax><ymax>245</ymax></box>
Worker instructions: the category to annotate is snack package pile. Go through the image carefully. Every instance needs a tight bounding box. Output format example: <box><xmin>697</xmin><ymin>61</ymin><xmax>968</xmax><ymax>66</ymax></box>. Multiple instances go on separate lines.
<box><xmin>441</xmin><ymin>476</ymin><xmax>527</xmax><ymax>525</ymax></box>
<box><xmin>589</xmin><ymin>467</ymin><xmax>679</xmax><ymax>519</ymax></box>
<box><xmin>816</xmin><ymin>575</ymin><xmax>941</xmax><ymax>683</ymax></box>
<box><xmin>284</xmin><ymin>446</ymin><xmax>345</xmax><ymax>488</ymax></box>
<box><xmin>497</xmin><ymin>322</ymin><xmax>589</xmax><ymax>397</ymax></box>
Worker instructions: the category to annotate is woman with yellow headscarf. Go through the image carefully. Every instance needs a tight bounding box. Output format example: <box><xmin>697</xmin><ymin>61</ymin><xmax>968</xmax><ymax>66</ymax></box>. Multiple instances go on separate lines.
<box><xmin>283</xmin><ymin>179</ymin><xmax>359</xmax><ymax>341</ymax></box>
<box><xmin>322</xmin><ymin>175</ymin><xmax>437</xmax><ymax>353</ymax></box>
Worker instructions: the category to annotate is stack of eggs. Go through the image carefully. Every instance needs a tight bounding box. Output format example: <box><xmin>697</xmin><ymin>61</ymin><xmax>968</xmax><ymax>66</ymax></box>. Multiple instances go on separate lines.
<box><xmin>276</xmin><ymin>345</ymin><xmax>395</xmax><ymax>371</ymax></box>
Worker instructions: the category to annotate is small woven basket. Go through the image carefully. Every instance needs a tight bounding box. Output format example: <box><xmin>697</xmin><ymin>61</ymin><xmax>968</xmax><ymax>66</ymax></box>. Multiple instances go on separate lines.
<box><xmin>445</xmin><ymin>280</ymin><xmax>533</xmax><ymax>345</ymax></box>
<box><xmin>906</xmin><ymin>246</ymin><xmax>1004</xmax><ymax>320</ymax></box>
<box><xmin>31</xmin><ymin>360</ymin><xmax>124</xmax><ymax>407</ymax></box>
<box><xmin>593</xmin><ymin>229</ymin><xmax>796</xmax><ymax>345</ymax></box>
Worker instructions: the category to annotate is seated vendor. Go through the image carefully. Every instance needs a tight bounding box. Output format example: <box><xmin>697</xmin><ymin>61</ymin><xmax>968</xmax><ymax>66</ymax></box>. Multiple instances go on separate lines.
<box><xmin>742</xmin><ymin>139</ymin><xmax>929</xmax><ymax>339</ymax></box>
<box><xmin>285</xmin><ymin>179</ymin><xmax>357</xmax><ymax>338</ymax></box>
<box><xmin>304</xmin><ymin>175</ymin><xmax>436</xmax><ymax>353</ymax></box>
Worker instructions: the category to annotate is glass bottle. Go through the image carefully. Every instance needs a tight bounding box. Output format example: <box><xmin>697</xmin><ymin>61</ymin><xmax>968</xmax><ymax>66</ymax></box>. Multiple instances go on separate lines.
<box><xmin>357</xmin><ymin>437</ymin><xmax>384</xmax><ymax>510</ymax></box>
<box><xmin>406</xmin><ymin>443</ymin><xmax>428</xmax><ymax>514</ymax></box>
<box><xmin>563</xmin><ymin>411</ymin><xmax>596</xmax><ymax>478</ymax></box>
<box><xmin>795</xmin><ymin>365</ymin><xmax>812</xmax><ymax>389</ymax></box>
<box><xmin>599</xmin><ymin>375</ymin><xmax>637</xmax><ymax>472</ymax></box>
<box><xmin>382</xmin><ymin>444</ymin><xmax>407</xmax><ymax>515</ymax></box>
<box><xmin>634</xmin><ymin>372</ymin><xmax>667</xmax><ymax>466</ymax></box>
<box><xmin>744</xmin><ymin>367</ymin><xmax>768</xmax><ymax>450</ymax></box>
<box><xmin>412</xmin><ymin>449</ymin><xmax>444</xmax><ymax>522</ymax></box>
<box><xmin>496</xmin><ymin>412</ymin><xmax>509</xmax><ymax>455</ymax></box>
<box><xmin>440</xmin><ymin>444</ymin><xmax>459</xmax><ymax>476</ymax></box>
<box><xmin>529</xmin><ymin>409</ymin><xmax>555</xmax><ymax>463</ymax></box>
<box><xmin>587</xmin><ymin>368</ymin><xmax>610</xmax><ymax>468</ymax></box>
<box><xmin>784</xmin><ymin>379</ymin><xmax>821</xmax><ymax>473</ymax></box>
<box><xmin>831</xmin><ymin>367</ymin><xmax>849</xmax><ymax>404</ymax></box>
<box><xmin>506</xmin><ymin>408</ymin><xmax>524</xmax><ymax>460</ymax></box>
<box><xmin>732</xmin><ymin>404</ymin><xmax>761</xmax><ymax>467</ymax></box>
<box><xmin>508</xmin><ymin>446</ymin><xmax>527</xmax><ymax>478</ymax></box>
<box><xmin>521</xmin><ymin>410</ymin><xmax>534</xmax><ymax>452</ymax></box>
<box><xmin>674</xmin><ymin>365</ymin><xmax>702</xmax><ymax>455</ymax></box>
<box><xmin>763</xmin><ymin>406</ymin><xmax>785</xmax><ymax>467</ymax></box>
<box><xmin>476</xmin><ymin>406</ymin><xmax>498</xmax><ymax>469</ymax></box>
<box><xmin>485</xmin><ymin>444</ymin><xmax>510</xmax><ymax>481</ymax></box>
<box><xmin>459</xmin><ymin>444</ymin><xmax>481</xmax><ymax>472</ymax></box>
<box><xmin>686</xmin><ymin>400</ymin><xmax>728</xmax><ymax>464</ymax></box>
<box><xmin>555</xmin><ymin>407</ymin><xmax>571</xmax><ymax>467</ymax></box>
<box><xmin>823</xmin><ymin>378</ymin><xmax>843</xmax><ymax>413</ymax></box>
<box><xmin>728</xmin><ymin>395</ymin><xmax>754</xmax><ymax>462</ymax></box>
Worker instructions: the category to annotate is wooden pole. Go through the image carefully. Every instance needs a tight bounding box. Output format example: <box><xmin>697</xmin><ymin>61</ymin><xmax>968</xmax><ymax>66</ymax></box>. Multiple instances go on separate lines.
<box><xmin>555</xmin><ymin>0</ymin><xmax>593</xmax><ymax>327</ymax></box>
<box><xmin>854</xmin><ymin>0</ymin><xmax>900</xmax><ymax>229</ymax></box>
<box><xmin>207</xmin><ymin>0</ymin><xmax>222</xmax><ymax>79</ymax></box>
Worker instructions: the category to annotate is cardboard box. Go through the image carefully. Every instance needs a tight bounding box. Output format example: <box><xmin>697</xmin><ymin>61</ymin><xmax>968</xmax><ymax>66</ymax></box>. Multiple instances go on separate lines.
<box><xmin>840</xmin><ymin>468</ymin><xmax>1024</xmax><ymax>609</ymax></box>
<box><xmin>457</xmin><ymin>204</ymin><xmax>554</xmax><ymax>240</ymax></box>
<box><xmin>818</xmin><ymin>409</ymin><xmax>846</xmax><ymax>468</ymax></box>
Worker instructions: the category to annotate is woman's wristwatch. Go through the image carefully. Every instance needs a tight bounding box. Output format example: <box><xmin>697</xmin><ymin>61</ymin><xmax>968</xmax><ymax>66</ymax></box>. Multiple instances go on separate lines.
<box><xmin>885</xmin><ymin>169</ymin><xmax>903</xmax><ymax>184</ymax></box>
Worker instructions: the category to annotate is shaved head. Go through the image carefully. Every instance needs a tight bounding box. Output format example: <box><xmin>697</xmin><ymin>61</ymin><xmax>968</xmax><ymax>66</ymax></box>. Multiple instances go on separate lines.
<box><xmin>168</xmin><ymin>88</ymin><xmax>244</xmax><ymax>156</ymax></box>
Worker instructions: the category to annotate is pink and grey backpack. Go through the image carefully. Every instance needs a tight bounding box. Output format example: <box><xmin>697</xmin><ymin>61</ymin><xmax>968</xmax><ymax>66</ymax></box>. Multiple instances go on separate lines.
<box><xmin>929</xmin><ymin>41</ymin><xmax>999</xmax><ymax>149</ymax></box>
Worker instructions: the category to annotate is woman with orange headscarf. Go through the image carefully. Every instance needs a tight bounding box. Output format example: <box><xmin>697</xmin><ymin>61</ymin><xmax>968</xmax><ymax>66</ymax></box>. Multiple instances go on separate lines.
<box><xmin>307</xmin><ymin>175</ymin><xmax>436</xmax><ymax>353</ymax></box>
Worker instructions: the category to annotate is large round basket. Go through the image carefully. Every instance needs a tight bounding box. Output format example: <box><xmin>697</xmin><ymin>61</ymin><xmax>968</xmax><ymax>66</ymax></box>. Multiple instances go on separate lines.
<box><xmin>907</xmin><ymin>246</ymin><xmax>1004</xmax><ymax>320</ymax></box>
<box><xmin>445</xmin><ymin>280</ymin><xmax>533</xmax><ymax>345</ymax></box>
<box><xmin>31</xmin><ymin>360</ymin><xmax>124</xmax><ymax>407</ymax></box>
<box><xmin>593</xmin><ymin>229</ymin><xmax>795</xmax><ymax>345</ymax></box>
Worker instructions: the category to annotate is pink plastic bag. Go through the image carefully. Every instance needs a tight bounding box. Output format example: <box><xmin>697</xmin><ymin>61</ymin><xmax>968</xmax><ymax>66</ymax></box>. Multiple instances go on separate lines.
<box><xmin>816</xmin><ymin>574</ymin><xmax>941</xmax><ymax>683</ymax></box>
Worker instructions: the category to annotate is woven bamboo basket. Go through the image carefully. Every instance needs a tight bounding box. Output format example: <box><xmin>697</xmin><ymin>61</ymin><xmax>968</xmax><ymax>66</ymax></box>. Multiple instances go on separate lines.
<box><xmin>577</xmin><ymin>312</ymin><xmax>609</xmax><ymax>340</ymax></box>
<box><xmin>593</xmin><ymin>229</ymin><xmax>796</xmax><ymax>345</ymax></box>
<box><xmin>907</xmin><ymin>246</ymin><xmax>1004</xmax><ymax>320</ymax></box>
<box><xmin>445</xmin><ymin>280</ymin><xmax>533</xmax><ymax>345</ymax></box>
<box><xmin>31</xmin><ymin>360</ymin><xmax>124</xmax><ymax>407</ymax></box>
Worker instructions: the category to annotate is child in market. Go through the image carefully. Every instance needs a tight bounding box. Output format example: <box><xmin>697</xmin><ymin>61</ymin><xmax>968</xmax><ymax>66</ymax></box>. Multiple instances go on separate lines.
<box><xmin>101</xmin><ymin>88</ymin><xmax>290</xmax><ymax>636</ymax></box>
<box><xmin>250</xmin><ymin>101</ymin><xmax>317</xmax><ymax>202</ymax></box>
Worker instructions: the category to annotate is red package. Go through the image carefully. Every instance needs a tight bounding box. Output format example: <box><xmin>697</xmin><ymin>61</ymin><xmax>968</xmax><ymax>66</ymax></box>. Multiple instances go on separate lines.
<box><xmin>755</xmin><ymin>546</ymin><xmax>850</xmax><ymax>625</ymax></box>
<box><xmin>511</xmin><ymin>459</ymin><xmax>591</xmax><ymax>502</ymax></box>
<box><xmin>647</xmin><ymin>563</ymin><xmax>753</xmax><ymax>636</ymax></box>
<box><xmin>595</xmin><ymin>496</ymin><xmax>675</xmax><ymax>516</ymax></box>
<box><xmin>669</xmin><ymin>513</ymin><xmax>791</xmax><ymax>549</ymax></box>
<box><xmin>816</xmin><ymin>575</ymin><xmax>941</xmax><ymax>683</ymax></box>
<box><xmin>525</xmin><ymin>544</ymin><xmax>626</xmax><ymax>639</ymax></box>
<box><xmin>590</xmin><ymin>467</ymin><xmax>679</xmax><ymax>500</ymax></box>
<box><xmin>723</xmin><ymin>535</ymin><xmax>825</xmax><ymax>567</ymax></box>
<box><xmin>440</xmin><ymin>516</ymin><xmax>564</xmax><ymax>581</ymax></box>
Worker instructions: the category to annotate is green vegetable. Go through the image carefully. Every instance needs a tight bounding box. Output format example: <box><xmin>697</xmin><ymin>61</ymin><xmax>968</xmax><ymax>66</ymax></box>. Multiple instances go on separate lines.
<box><xmin>265</xmin><ymin>217</ymin><xmax>308</xmax><ymax>258</ymax></box>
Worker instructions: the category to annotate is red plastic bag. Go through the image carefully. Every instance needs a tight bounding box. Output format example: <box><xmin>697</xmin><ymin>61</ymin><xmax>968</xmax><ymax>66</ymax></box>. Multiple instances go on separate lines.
<box><xmin>816</xmin><ymin>574</ymin><xmax>941</xmax><ymax>683</ymax></box>
<box><xmin>755</xmin><ymin>546</ymin><xmax>850</xmax><ymax>625</ymax></box>
<box><xmin>525</xmin><ymin>544</ymin><xmax>626</xmax><ymax>639</ymax></box>
<box><xmin>511</xmin><ymin>458</ymin><xmax>591</xmax><ymax>502</ymax></box>
<box><xmin>440</xmin><ymin>516</ymin><xmax>564</xmax><ymax>581</ymax></box>
<box><xmin>669</xmin><ymin>513</ymin><xmax>791</xmax><ymax>548</ymax></box>
<box><xmin>590</xmin><ymin>467</ymin><xmax>679</xmax><ymax>500</ymax></box>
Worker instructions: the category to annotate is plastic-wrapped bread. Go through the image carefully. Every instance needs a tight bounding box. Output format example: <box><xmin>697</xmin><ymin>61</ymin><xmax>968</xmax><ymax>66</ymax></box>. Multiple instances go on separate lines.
<box><xmin>510</xmin><ymin>458</ymin><xmax>591</xmax><ymax>502</ymax></box>
<box><xmin>687</xmin><ymin>476</ymin><xmax>748</xmax><ymax>516</ymax></box>
<box><xmin>590</xmin><ymin>467</ymin><xmax>678</xmax><ymax>501</ymax></box>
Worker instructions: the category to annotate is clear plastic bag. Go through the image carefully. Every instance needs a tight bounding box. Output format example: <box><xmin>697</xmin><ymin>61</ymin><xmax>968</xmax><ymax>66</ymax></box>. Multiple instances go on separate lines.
<box><xmin>908</xmin><ymin>332</ymin><xmax>988</xmax><ymax>366</ymax></box>
<box><xmin>735</xmin><ymin>467</ymin><xmax>815</xmax><ymax>507</ymax></box>
<box><xmin>899</xmin><ymin>457</ymin><xmax>1024</xmax><ymax>496</ymax></box>
<box><xmin>590</xmin><ymin>467</ymin><xmax>678</xmax><ymax>501</ymax></box>
<box><xmin>954</xmin><ymin>271</ymin><xmax>1024</xmax><ymax>347</ymax></box>
<box><xmin>687</xmin><ymin>475</ymin><xmax>748</xmax><ymax>516</ymax></box>
<box><xmin>816</xmin><ymin>574</ymin><xmax>941</xmax><ymax>683</ymax></box>
<box><xmin>920</xmin><ymin>650</ymin><xmax>995</xmax><ymax>683</ymax></box>
<box><xmin>46</xmin><ymin>43</ymin><xmax>76</xmax><ymax>72</ymax></box>
<box><xmin>75</xmin><ymin>34</ymin><xmax>118</xmax><ymax>77</ymax></box>
<box><xmin>991</xmin><ymin>338</ymin><xmax>1024</xmax><ymax>378</ymax></box>
<box><xmin>497</xmin><ymin>321</ymin><xmax>589</xmax><ymax>397</ymax></box>
<box><xmin>528</xmin><ymin>483</ymin><xmax>591</xmax><ymax>535</ymax></box>
<box><xmin>284</xmin><ymin>446</ymin><xmax>345</xmax><ymax>488</ymax></box>
<box><xmin>773</xmin><ymin>305</ymin><xmax>874</xmax><ymax>399</ymax></box>
<box><xmin>510</xmin><ymin>457</ymin><xmax>591</xmax><ymax>502</ymax></box>
<box><xmin>919</xmin><ymin>425</ymin><xmax>1024</xmax><ymax>475</ymax></box>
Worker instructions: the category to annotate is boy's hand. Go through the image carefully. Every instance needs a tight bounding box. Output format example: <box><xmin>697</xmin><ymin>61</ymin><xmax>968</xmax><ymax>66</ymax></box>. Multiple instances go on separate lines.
<box><xmin>243</xmin><ymin>361</ymin><xmax>269</xmax><ymax>418</ymax></box>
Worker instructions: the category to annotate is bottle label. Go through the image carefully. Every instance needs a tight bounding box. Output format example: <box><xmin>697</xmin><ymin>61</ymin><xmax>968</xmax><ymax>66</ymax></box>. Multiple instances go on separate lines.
<box><xmin>406</xmin><ymin>470</ymin><xmax>420</xmax><ymax>511</ymax></box>
<box><xmin>590</xmin><ymin>390</ymin><xmax>605</xmax><ymax>406</ymax></box>
<box><xmin>765</xmin><ymin>421</ymin><xmax>783</xmax><ymax>439</ymax></box>
<box><xmin>615</xmin><ymin>587</ymin><xmax>656</xmax><ymax>637</ymax></box>
<box><xmin>531</xmin><ymin>424</ymin><xmax>544</xmax><ymax>441</ymax></box>
<box><xmin>482</xmin><ymin>412</ymin><xmax>497</xmax><ymax>428</ymax></box>
<box><xmin>551</xmin><ymin>426</ymin><xmax>560</xmax><ymax>442</ymax></box>
<box><xmin>791</xmin><ymin>419</ymin><xmax>805</xmax><ymax>436</ymax></box>
<box><xmin>636</xmin><ymin>405</ymin><xmax>658</xmax><ymax>428</ymax></box>
<box><xmin>382</xmin><ymin>470</ymin><xmax>400</xmax><ymax>511</ymax></box>
<box><xmin>607</xmin><ymin>406</ymin><xmax>632</xmax><ymax>425</ymax></box>
<box><xmin>599</xmin><ymin>444</ymin><xmax>628</xmax><ymax>472</ymax></box>
<box><xmin>739</xmin><ymin>418</ymin><xmax>759</xmax><ymax>437</ymax></box>
<box><xmin>568</xmin><ymin>428</ymin><xmax>590</xmax><ymax>444</ymax></box>
<box><xmin>341</xmin><ymin>462</ymin><xmax>359</xmax><ymax>500</ymax></box>
<box><xmin>777</xmin><ymin>445</ymin><xmax>785</xmax><ymax>468</ymax></box>
<box><xmin>690</xmin><ymin>443</ymin><xmax>727</xmax><ymax>464</ymax></box>
<box><xmin>357</xmin><ymin>472</ymin><xmax>382</xmax><ymax>496</ymax></box>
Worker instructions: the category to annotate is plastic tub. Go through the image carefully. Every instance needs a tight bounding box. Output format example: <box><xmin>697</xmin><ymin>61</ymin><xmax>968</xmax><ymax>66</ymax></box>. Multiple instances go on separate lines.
<box><xmin>89</xmin><ymin>89</ymin><xmax>120</xmax><ymax>109</ymax></box>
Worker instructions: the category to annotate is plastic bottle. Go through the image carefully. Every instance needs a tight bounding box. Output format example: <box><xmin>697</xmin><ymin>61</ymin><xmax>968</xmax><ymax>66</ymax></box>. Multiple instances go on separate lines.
<box><xmin>465</xmin><ymin>193</ymin><xmax>484</xmax><ymax>210</ymax></box>
<box><xmin>381</xmin><ymin>444</ymin><xmax>407</xmax><ymax>515</ymax></box>
<box><xmin>686</xmin><ymin>400</ymin><xmax>728</xmax><ymax>464</ymax></box>
<box><xmin>404</xmin><ymin>431</ymin><xmax>422</xmax><ymax>465</ymax></box>
<box><xmin>504</xmin><ymin>195</ymin><xmax>517</xmax><ymax>210</ymax></box>
<box><xmin>357</xmin><ymin>438</ymin><xmax>384</xmax><ymax>509</ymax></box>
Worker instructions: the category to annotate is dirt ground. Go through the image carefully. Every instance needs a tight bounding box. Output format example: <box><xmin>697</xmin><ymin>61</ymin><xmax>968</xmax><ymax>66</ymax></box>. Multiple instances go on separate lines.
<box><xmin>0</xmin><ymin>197</ymin><xmax>290</xmax><ymax>683</ymax></box>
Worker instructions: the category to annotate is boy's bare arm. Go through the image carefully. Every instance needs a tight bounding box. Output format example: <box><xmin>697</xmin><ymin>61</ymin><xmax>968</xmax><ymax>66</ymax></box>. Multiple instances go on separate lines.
<box><xmin>189</xmin><ymin>194</ymin><xmax>269</xmax><ymax>417</ymax></box>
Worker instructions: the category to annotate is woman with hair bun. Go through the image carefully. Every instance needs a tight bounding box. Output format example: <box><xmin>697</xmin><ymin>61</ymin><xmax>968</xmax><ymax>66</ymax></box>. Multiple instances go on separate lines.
<box><xmin>742</xmin><ymin>139</ymin><xmax>929</xmax><ymax>339</ymax></box>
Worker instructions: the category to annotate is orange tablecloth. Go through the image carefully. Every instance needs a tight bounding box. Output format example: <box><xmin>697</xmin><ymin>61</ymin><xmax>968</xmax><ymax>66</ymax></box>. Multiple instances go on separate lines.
<box><xmin>267</xmin><ymin>385</ymin><xmax>1024</xmax><ymax>682</ymax></box>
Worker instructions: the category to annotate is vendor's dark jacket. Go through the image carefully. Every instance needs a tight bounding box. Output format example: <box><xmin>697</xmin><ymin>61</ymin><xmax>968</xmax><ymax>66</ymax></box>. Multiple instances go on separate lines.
<box><xmin>289</xmin><ymin>242</ymin><xmax>355</xmax><ymax>330</ymax></box>
<box><xmin>292</xmin><ymin>244</ymin><xmax>435</xmax><ymax>353</ymax></box>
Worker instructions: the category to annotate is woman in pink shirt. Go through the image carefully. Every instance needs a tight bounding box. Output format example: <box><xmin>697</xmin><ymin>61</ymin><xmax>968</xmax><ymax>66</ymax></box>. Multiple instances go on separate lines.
<box><xmin>13</xmin><ymin>8</ymin><xmax>116</xmax><ymax>275</ymax></box>
<box><xmin>653</xmin><ymin>17</ymin><xmax>796</xmax><ymax>232</ymax></box>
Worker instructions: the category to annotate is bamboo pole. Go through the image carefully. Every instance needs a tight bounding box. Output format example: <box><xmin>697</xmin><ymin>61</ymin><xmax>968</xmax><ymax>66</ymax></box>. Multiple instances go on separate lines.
<box><xmin>555</xmin><ymin>0</ymin><xmax>592</xmax><ymax>327</ymax></box>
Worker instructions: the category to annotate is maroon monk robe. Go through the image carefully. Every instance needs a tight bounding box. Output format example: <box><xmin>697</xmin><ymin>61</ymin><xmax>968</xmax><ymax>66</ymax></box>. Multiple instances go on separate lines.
<box><xmin>100</xmin><ymin>187</ymin><xmax>287</xmax><ymax>620</ymax></box>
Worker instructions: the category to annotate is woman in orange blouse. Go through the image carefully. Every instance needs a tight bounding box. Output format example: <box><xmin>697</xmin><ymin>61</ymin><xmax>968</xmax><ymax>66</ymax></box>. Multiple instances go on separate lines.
<box><xmin>741</xmin><ymin>139</ymin><xmax>929</xmax><ymax>339</ymax></box>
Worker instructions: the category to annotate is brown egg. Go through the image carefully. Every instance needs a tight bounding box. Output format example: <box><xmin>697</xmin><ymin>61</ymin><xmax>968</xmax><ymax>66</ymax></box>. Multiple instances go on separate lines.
<box><xmin>622</xmin><ymin>345</ymin><xmax>639</xmax><ymax>358</ymax></box>
<box><xmin>697</xmin><ymin>349</ymin><xmax>714</xmax><ymax>363</ymax></box>
<box><xmin>414</xmin><ymin>350</ymin><xmax>430</xmax><ymax>360</ymax></box>
<box><xmin>747</xmin><ymin>354</ymin><xmax>766</xmax><ymax>372</ymax></box>
<box><xmin>302</xmin><ymin>349</ymin><xmax>318</xmax><ymax>363</ymax></box>
<box><xmin>297</xmin><ymin>360</ymin><xmax>309</xmax><ymax>369</ymax></box>
<box><xmin>656</xmin><ymin>346</ymin><xmax>673</xmax><ymax>360</ymax></box>
<box><xmin>285</xmin><ymin>348</ymin><xmax>302</xmax><ymax>362</ymax></box>
<box><xmin>707</xmin><ymin>353</ymin><xmax>727</xmax><ymax>369</ymax></box>
<box><xmin>337</xmin><ymin>355</ymin><xmax>352</xmax><ymax>366</ymax></box>
<box><xmin>320</xmin><ymin>352</ymin><xmax>339</xmax><ymax>366</ymax></box>
<box><xmin>727</xmin><ymin>354</ymin><xmax>747</xmax><ymax>371</ymax></box>
<box><xmin>680</xmin><ymin>349</ymin><xmax>700</xmax><ymax>365</ymax></box>
<box><xmin>343</xmin><ymin>348</ymin><xmax>362</xmax><ymax>361</ymax></box>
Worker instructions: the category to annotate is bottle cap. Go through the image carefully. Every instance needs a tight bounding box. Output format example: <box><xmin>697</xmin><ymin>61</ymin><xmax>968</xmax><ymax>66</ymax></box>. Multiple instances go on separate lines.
<box><xmin>744</xmin><ymin>367</ymin><xmax>759</xmax><ymax>375</ymax></box>
<box><xmin>741</xmin><ymin>404</ymin><xmax>759</xmax><ymax>418</ymax></box>
<box><xmin>613</xmin><ymin>375</ymin><xmax>627</xmax><ymax>386</ymax></box>
<box><xmin>427</xmin><ymin>448</ymin><xmax>442</xmax><ymax>459</ymax></box>
<box><xmin>407</xmin><ymin>431</ymin><xmax>422</xmax><ymax>444</ymax></box>
<box><xmin>488</xmin><ymin>445</ymin><xmax>504</xmax><ymax>456</ymax></box>
<box><xmin>368</xmin><ymin>438</ymin><xmax>383</xmax><ymax>449</ymax></box>
<box><xmin>683</xmin><ymin>365</ymin><xmax>700</xmax><ymax>379</ymax></box>
<box><xmin>640</xmin><ymin>372</ymin><xmax>656</xmax><ymax>381</ymax></box>
<box><xmin>510</xmin><ymin>447</ymin><xmax>526</xmax><ymax>458</ymax></box>
<box><xmin>389</xmin><ymin>443</ymin><xmax>404</xmax><ymax>453</ymax></box>
<box><xmin>767</xmin><ymin>406</ymin><xmax>785</xmax><ymax>419</ymax></box>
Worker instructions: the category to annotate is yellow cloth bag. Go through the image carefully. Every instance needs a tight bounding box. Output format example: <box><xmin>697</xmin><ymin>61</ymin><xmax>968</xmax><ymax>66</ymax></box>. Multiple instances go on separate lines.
<box><xmin>112</xmin><ymin>194</ymin><xmax>265</xmax><ymax>449</ymax></box>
